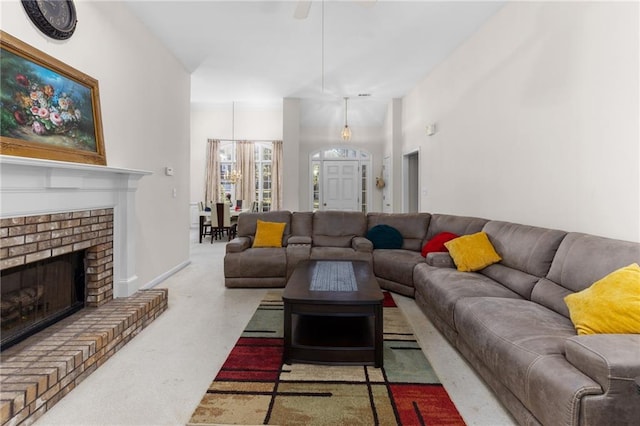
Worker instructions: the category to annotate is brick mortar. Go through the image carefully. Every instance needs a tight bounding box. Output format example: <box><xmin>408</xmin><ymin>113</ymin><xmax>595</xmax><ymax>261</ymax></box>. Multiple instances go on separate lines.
<box><xmin>0</xmin><ymin>289</ymin><xmax>168</xmax><ymax>426</ymax></box>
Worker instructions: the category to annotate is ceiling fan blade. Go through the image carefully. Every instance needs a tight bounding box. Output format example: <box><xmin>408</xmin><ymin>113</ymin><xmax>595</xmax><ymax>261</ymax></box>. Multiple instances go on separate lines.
<box><xmin>293</xmin><ymin>1</ymin><xmax>312</xmax><ymax>20</ymax></box>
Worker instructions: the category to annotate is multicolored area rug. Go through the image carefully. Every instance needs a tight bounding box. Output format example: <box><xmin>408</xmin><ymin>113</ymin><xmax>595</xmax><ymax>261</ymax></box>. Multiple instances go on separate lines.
<box><xmin>188</xmin><ymin>291</ymin><xmax>465</xmax><ymax>425</ymax></box>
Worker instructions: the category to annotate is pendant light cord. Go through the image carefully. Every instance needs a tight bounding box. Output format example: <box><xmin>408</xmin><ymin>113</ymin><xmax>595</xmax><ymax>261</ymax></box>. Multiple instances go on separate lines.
<box><xmin>321</xmin><ymin>0</ymin><xmax>325</xmax><ymax>93</ymax></box>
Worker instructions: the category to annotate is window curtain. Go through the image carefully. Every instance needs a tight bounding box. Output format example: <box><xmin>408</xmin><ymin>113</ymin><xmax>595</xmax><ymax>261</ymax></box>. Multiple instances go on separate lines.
<box><xmin>236</xmin><ymin>140</ymin><xmax>255</xmax><ymax>203</ymax></box>
<box><xmin>271</xmin><ymin>140</ymin><xmax>283</xmax><ymax>210</ymax></box>
<box><xmin>205</xmin><ymin>139</ymin><xmax>220</xmax><ymax>205</ymax></box>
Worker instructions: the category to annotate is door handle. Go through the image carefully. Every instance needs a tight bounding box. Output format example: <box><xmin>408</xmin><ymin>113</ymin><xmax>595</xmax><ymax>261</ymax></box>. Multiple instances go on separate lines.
<box><xmin>323</xmin><ymin>203</ymin><xmax>327</xmax><ymax>206</ymax></box>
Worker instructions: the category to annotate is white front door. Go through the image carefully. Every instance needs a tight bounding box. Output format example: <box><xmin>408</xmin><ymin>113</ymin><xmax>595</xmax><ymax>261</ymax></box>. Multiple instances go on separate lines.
<box><xmin>322</xmin><ymin>160</ymin><xmax>359</xmax><ymax>211</ymax></box>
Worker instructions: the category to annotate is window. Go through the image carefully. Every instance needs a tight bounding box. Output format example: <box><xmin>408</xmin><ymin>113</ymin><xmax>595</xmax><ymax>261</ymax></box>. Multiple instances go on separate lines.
<box><xmin>219</xmin><ymin>143</ymin><xmax>236</xmax><ymax>200</ymax></box>
<box><xmin>254</xmin><ymin>143</ymin><xmax>272</xmax><ymax>211</ymax></box>
<box><xmin>219</xmin><ymin>141</ymin><xmax>272</xmax><ymax>211</ymax></box>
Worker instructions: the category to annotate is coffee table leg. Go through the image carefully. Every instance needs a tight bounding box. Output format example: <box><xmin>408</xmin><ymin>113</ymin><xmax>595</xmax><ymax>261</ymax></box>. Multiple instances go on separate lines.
<box><xmin>375</xmin><ymin>303</ymin><xmax>383</xmax><ymax>368</ymax></box>
<box><xmin>283</xmin><ymin>302</ymin><xmax>292</xmax><ymax>365</ymax></box>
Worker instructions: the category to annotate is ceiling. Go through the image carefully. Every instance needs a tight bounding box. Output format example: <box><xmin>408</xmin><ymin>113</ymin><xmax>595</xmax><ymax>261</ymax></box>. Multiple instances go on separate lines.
<box><xmin>124</xmin><ymin>1</ymin><xmax>505</xmax><ymax>129</ymax></box>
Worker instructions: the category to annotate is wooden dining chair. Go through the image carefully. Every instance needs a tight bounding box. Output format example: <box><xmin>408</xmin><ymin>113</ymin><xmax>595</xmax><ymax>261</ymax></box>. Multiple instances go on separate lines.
<box><xmin>199</xmin><ymin>201</ymin><xmax>213</xmax><ymax>242</ymax></box>
<box><xmin>213</xmin><ymin>203</ymin><xmax>232</xmax><ymax>242</ymax></box>
<box><xmin>209</xmin><ymin>203</ymin><xmax>219</xmax><ymax>243</ymax></box>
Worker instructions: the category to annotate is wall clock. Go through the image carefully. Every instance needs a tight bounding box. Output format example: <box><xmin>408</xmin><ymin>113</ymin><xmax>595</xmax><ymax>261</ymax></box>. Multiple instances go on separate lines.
<box><xmin>22</xmin><ymin>0</ymin><xmax>77</xmax><ymax>40</ymax></box>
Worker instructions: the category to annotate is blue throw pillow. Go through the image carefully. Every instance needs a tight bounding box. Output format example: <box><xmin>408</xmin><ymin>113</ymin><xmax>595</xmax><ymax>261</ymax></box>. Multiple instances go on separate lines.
<box><xmin>366</xmin><ymin>224</ymin><xmax>403</xmax><ymax>250</ymax></box>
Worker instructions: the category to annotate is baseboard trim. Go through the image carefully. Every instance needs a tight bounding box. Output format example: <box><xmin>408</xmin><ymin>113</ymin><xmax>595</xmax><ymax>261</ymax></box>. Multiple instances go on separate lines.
<box><xmin>142</xmin><ymin>260</ymin><xmax>191</xmax><ymax>290</ymax></box>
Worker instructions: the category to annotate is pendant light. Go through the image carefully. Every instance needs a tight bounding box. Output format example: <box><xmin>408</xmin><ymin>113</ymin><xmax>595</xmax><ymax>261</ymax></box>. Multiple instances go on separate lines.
<box><xmin>341</xmin><ymin>97</ymin><xmax>352</xmax><ymax>141</ymax></box>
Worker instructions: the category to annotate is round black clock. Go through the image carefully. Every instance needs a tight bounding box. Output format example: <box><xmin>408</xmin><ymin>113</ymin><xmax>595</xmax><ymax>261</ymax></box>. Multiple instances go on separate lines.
<box><xmin>22</xmin><ymin>0</ymin><xmax>77</xmax><ymax>40</ymax></box>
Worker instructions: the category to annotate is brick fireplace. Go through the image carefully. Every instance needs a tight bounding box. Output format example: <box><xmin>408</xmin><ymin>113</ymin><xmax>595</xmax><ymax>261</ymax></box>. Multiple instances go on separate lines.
<box><xmin>1</xmin><ymin>209</ymin><xmax>115</xmax><ymax>305</ymax></box>
<box><xmin>0</xmin><ymin>156</ymin><xmax>168</xmax><ymax>425</ymax></box>
<box><xmin>1</xmin><ymin>209</ymin><xmax>114</xmax><ymax>350</ymax></box>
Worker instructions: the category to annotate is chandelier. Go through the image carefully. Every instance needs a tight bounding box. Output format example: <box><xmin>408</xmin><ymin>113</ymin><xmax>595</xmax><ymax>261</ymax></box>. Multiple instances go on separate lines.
<box><xmin>224</xmin><ymin>169</ymin><xmax>242</xmax><ymax>184</ymax></box>
<box><xmin>341</xmin><ymin>97</ymin><xmax>352</xmax><ymax>141</ymax></box>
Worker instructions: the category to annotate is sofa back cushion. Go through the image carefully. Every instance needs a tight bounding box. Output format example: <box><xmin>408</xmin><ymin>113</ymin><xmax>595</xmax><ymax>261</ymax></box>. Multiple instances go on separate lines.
<box><xmin>291</xmin><ymin>211</ymin><xmax>313</xmax><ymax>237</ymax></box>
<box><xmin>532</xmin><ymin>233</ymin><xmax>640</xmax><ymax>317</ymax></box>
<box><xmin>425</xmin><ymin>214</ymin><xmax>488</xmax><ymax>241</ymax></box>
<box><xmin>479</xmin><ymin>221</ymin><xmax>567</xmax><ymax>299</ymax></box>
<box><xmin>367</xmin><ymin>213</ymin><xmax>431</xmax><ymax>251</ymax></box>
<box><xmin>312</xmin><ymin>211</ymin><xmax>366</xmax><ymax>247</ymax></box>
<box><xmin>237</xmin><ymin>211</ymin><xmax>292</xmax><ymax>245</ymax></box>
<box><xmin>483</xmin><ymin>221</ymin><xmax>567</xmax><ymax>277</ymax></box>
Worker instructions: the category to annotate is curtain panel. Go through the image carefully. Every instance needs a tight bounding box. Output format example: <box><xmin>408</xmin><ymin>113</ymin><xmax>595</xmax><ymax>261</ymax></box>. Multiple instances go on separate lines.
<box><xmin>236</xmin><ymin>141</ymin><xmax>255</xmax><ymax>203</ymax></box>
<box><xmin>205</xmin><ymin>139</ymin><xmax>220</xmax><ymax>205</ymax></box>
<box><xmin>271</xmin><ymin>140</ymin><xmax>283</xmax><ymax>210</ymax></box>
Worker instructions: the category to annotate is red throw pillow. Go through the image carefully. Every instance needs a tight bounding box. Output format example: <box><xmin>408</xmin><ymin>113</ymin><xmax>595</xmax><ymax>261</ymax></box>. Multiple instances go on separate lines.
<box><xmin>421</xmin><ymin>232</ymin><xmax>459</xmax><ymax>257</ymax></box>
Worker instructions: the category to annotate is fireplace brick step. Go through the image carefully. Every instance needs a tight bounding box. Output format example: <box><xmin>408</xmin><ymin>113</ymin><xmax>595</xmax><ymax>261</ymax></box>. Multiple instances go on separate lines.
<box><xmin>0</xmin><ymin>288</ymin><xmax>168</xmax><ymax>426</ymax></box>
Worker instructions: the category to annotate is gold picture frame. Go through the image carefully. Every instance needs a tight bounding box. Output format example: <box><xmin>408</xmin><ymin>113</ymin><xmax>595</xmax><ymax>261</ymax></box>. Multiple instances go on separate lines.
<box><xmin>0</xmin><ymin>31</ymin><xmax>106</xmax><ymax>165</ymax></box>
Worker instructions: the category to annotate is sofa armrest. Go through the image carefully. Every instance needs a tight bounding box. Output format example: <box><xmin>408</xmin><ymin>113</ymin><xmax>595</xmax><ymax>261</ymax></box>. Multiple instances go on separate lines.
<box><xmin>226</xmin><ymin>236</ymin><xmax>251</xmax><ymax>253</ymax></box>
<box><xmin>352</xmin><ymin>237</ymin><xmax>373</xmax><ymax>253</ymax></box>
<box><xmin>425</xmin><ymin>252</ymin><xmax>455</xmax><ymax>268</ymax></box>
<box><xmin>565</xmin><ymin>334</ymin><xmax>640</xmax><ymax>392</ymax></box>
<box><xmin>288</xmin><ymin>235</ymin><xmax>312</xmax><ymax>245</ymax></box>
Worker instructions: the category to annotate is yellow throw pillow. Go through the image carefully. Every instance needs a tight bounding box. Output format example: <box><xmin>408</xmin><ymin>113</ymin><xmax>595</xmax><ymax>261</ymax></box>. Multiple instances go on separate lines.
<box><xmin>444</xmin><ymin>232</ymin><xmax>502</xmax><ymax>272</ymax></box>
<box><xmin>252</xmin><ymin>220</ymin><xmax>286</xmax><ymax>248</ymax></box>
<box><xmin>564</xmin><ymin>263</ymin><xmax>640</xmax><ymax>335</ymax></box>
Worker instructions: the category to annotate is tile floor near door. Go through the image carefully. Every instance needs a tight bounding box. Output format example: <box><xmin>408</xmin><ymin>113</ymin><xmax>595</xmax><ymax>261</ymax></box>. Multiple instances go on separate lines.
<box><xmin>35</xmin><ymin>231</ymin><xmax>517</xmax><ymax>426</ymax></box>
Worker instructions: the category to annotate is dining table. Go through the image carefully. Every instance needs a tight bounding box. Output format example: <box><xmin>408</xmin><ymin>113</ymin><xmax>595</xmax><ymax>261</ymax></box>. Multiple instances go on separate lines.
<box><xmin>199</xmin><ymin>207</ymin><xmax>249</xmax><ymax>243</ymax></box>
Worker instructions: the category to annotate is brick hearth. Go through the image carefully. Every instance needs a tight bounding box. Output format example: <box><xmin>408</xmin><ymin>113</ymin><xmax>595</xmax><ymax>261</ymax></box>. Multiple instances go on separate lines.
<box><xmin>0</xmin><ymin>289</ymin><xmax>168</xmax><ymax>425</ymax></box>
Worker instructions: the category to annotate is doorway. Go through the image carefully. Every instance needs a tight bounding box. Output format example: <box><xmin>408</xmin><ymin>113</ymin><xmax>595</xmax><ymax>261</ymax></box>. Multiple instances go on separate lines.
<box><xmin>322</xmin><ymin>161</ymin><xmax>359</xmax><ymax>211</ymax></box>
<box><xmin>309</xmin><ymin>147</ymin><xmax>372</xmax><ymax>212</ymax></box>
<box><xmin>382</xmin><ymin>156</ymin><xmax>392</xmax><ymax>213</ymax></box>
<box><xmin>403</xmin><ymin>150</ymin><xmax>419</xmax><ymax>213</ymax></box>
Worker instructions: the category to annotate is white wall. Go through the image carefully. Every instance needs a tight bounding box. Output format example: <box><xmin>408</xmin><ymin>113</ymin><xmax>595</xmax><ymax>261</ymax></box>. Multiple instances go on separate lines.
<box><xmin>1</xmin><ymin>1</ymin><xmax>192</xmax><ymax>287</ymax></box>
<box><xmin>283</xmin><ymin>98</ymin><xmax>301</xmax><ymax>211</ymax></box>
<box><xmin>383</xmin><ymin>99</ymin><xmax>403</xmax><ymax>212</ymax></box>
<box><xmin>190</xmin><ymin>102</ymin><xmax>283</xmax><ymax>203</ymax></box>
<box><xmin>402</xmin><ymin>1</ymin><xmax>639</xmax><ymax>242</ymax></box>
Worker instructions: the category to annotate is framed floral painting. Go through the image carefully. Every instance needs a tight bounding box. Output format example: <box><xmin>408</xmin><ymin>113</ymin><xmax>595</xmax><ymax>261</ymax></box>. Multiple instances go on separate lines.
<box><xmin>0</xmin><ymin>31</ymin><xmax>106</xmax><ymax>165</ymax></box>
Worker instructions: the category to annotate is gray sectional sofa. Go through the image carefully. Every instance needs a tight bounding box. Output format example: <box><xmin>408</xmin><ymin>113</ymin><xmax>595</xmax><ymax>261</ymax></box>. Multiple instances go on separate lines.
<box><xmin>223</xmin><ymin>210</ymin><xmax>640</xmax><ymax>426</ymax></box>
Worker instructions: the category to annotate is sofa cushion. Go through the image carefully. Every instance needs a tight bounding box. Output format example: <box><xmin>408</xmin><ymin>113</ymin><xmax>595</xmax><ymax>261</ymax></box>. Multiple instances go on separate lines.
<box><xmin>481</xmin><ymin>221</ymin><xmax>567</xmax><ymax>278</ymax></box>
<box><xmin>454</xmin><ymin>297</ymin><xmax>584</xmax><ymax>425</ymax></box>
<box><xmin>413</xmin><ymin>264</ymin><xmax>522</xmax><ymax>331</ymax></box>
<box><xmin>252</xmin><ymin>220</ymin><xmax>287</xmax><ymax>248</ymax></box>
<box><xmin>291</xmin><ymin>211</ymin><xmax>313</xmax><ymax>237</ymax></box>
<box><xmin>366</xmin><ymin>224</ymin><xmax>403</xmax><ymax>249</ymax></box>
<box><xmin>478</xmin><ymin>221</ymin><xmax>567</xmax><ymax>299</ymax></box>
<box><xmin>237</xmin><ymin>211</ymin><xmax>292</xmax><ymax>244</ymax></box>
<box><xmin>564</xmin><ymin>263</ymin><xmax>640</xmax><ymax>335</ymax></box>
<box><xmin>224</xmin><ymin>247</ymin><xmax>287</xmax><ymax>278</ymax></box>
<box><xmin>367</xmin><ymin>213</ymin><xmax>430</xmax><ymax>251</ymax></box>
<box><xmin>545</xmin><ymin>233</ymin><xmax>640</xmax><ymax>293</ymax></box>
<box><xmin>373</xmin><ymin>249</ymin><xmax>424</xmax><ymax>288</ymax></box>
<box><xmin>445</xmin><ymin>232</ymin><xmax>502</xmax><ymax>272</ymax></box>
<box><xmin>425</xmin><ymin>214</ymin><xmax>488</xmax><ymax>241</ymax></box>
<box><xmin>421</xmin><ymin>232</ymin><xmax>458</xmax><ymax>257</ymax></box>
<box><xmin>531</xmin><ymin>232</ymin><xmax>640</xmax><ymax>317</ymax></box>
<box><xmin>310</xmin><ymin>247</ymin><xmax>372</xmax><ymax>263</ymax></box>
<box><xmin>312</xmin><ymin>211</ymin><xmax>367</xmax><ymax>247</ymax></box>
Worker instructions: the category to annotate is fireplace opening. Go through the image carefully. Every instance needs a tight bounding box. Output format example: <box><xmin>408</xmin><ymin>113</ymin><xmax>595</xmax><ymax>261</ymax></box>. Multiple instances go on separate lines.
<box><xmin>1</xmin><ymin>250</ymin><xmax>86</xmax><ymax>351</ymax></box>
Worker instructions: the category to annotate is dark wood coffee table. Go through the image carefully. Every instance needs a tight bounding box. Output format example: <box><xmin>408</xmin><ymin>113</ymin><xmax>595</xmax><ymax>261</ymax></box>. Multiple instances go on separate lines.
<box><xmin>282</xmin><ymin>260</ymin><xmax>384</xmax><ymax>367</ymax></box>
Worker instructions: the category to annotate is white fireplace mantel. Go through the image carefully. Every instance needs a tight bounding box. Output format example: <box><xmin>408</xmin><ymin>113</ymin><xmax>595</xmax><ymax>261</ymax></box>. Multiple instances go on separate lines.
<box><xmin>0</xmin><ymin>155</ymin><xmax>152</xmax><ymax>298</ymax></box>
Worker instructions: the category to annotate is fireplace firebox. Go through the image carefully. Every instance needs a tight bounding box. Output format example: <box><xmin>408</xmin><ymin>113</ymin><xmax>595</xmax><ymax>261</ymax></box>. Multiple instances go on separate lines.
<box><xmin>1</xmin><ymin>250</ymin><xmax>86</xmax><ymax>350</ymax></box>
